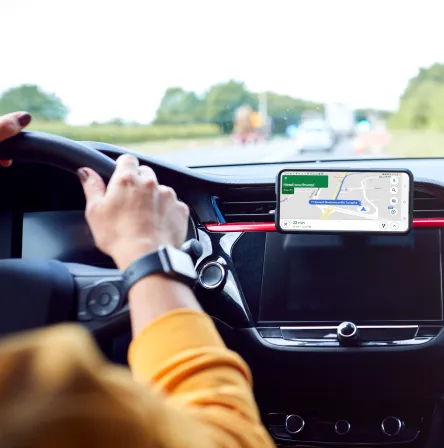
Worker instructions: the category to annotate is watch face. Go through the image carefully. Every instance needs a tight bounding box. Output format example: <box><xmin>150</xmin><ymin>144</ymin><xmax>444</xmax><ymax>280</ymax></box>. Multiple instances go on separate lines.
<box><xmin>163</xmin><ymin>246</ymin><xmax>197</xmax><ymax>279</ymax></box>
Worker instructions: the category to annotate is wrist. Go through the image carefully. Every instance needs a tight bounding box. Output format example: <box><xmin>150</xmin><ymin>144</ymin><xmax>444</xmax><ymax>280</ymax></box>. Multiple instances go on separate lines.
<box><xmin>111</xmin><ymin>241</ymin><xmax>159</xmax><ymax>271</ymax></box>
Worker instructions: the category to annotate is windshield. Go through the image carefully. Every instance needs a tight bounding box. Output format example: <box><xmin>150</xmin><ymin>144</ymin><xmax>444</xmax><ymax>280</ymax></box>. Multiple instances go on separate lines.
<box><xmin>3</xmin><ymin>1</ymin><xmax>443</xmax><ymax>167</ymax></box>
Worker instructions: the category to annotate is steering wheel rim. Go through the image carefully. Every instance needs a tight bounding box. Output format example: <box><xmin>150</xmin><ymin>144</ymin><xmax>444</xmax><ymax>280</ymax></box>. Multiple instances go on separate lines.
<box><xmin>0</xmin><ymin>131</ymin><xmax>200</xmax><ymax>339</ymax></box>
<box><xmin>0</xmin><ymin>131</ymin><xmax>116</xmax><ymax>179</ymax></box>
<box><xmin>0</xmin><ymin>131</ymin><xmax>128</xmax><ymax>339</ymax></box>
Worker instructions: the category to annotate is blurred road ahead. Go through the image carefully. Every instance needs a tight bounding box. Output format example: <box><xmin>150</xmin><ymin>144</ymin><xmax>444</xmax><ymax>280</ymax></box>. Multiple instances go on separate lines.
<box><xmin>151</xmin><ymin>136</ymin><xmax>359</xmax><ymax>167</ymax></box>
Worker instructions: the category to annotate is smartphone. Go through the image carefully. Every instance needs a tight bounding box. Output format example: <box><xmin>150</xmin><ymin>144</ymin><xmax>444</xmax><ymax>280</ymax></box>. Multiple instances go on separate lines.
<box><xmin>275</xmin><ymin>168</ymin><xmax>413</xmax><ymax>234</ymax></box>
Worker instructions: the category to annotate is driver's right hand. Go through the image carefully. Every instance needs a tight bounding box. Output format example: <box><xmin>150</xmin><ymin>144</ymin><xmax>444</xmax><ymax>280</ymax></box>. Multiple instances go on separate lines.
<box><xmin>78</xmin><ymin>154</ymin><xmax>190</xmax><ymax>270</ymax></box>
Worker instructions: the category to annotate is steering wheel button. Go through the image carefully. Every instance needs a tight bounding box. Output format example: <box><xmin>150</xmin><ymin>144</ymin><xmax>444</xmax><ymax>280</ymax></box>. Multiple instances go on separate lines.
<box><xmin>87</xmin><ymin>282</ymin><xmax>121</xmax><ymax>317</ymax></box>
<box><xmin>98</xmin><ymin>293</ymin><xmax>112</xmax><ymax>306</ymax></box>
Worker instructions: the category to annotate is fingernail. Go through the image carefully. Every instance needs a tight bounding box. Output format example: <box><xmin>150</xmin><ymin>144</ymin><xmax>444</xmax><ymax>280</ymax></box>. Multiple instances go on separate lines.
<box><xmin>77</xmin><ymin>168</ymin><xmax>89</xmax><ymax>182</ymax></box>
<box><xmin>17</xmin><ymin>113</ymin><xmax>31</xmax><ymax>127</ymax></box>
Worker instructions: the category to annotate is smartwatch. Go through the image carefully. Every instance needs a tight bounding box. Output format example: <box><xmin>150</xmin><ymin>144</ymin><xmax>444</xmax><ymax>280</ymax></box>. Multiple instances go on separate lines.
<box><xmin>121</xmin><ymin>245</ymin><xmax>197</xmax><ymax>298</ymax></box>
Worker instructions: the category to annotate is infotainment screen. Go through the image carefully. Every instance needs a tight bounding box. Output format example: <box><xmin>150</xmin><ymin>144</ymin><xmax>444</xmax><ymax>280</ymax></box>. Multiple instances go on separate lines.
<box><xmin>258</xmin><ymin>231</ymin><xmax>443</xmax><ymax>323</ymax></box>
<box><xmin>276</xmin><ymin>169</ymin><xmax>413</xmax><ymax>234</ymax></box>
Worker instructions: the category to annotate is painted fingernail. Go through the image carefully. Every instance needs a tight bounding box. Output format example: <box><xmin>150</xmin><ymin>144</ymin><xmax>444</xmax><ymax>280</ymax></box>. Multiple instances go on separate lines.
<box><xmin>17</xmin><ymin>113</ymin><xmax>31</xmax><ymax>127</ymax></box>
<box><xmin>77</xmin><ymin>168</ymin><xmax>89</xmax><ymax>182</ymax></box>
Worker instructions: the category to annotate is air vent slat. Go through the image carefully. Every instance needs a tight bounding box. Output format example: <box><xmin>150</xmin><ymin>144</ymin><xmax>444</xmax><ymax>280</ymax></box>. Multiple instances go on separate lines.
<box><xmin>214</xmin><ymin>187</ymin><xmax>276</xmax><ymax>223</ymax></box>
<box><xmin>214</xmin><ymin>185</ymin><xmax>444</xmax><ymax>223</ymax></box>
<box><xmin>414</xmin><ymin>188</ymin><xmax>444</xmax><ymax>217</ymax></box>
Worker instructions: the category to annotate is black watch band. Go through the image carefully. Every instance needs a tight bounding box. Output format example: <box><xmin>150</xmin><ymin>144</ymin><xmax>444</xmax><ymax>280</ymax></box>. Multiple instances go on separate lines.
<box><xmin>121</xmin><ymin>245</ymin><xmax>197</xmax><ymax>298</ymax></box>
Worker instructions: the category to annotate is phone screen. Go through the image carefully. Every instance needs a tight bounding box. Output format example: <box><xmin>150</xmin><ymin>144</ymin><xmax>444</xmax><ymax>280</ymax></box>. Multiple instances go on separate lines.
<box><xmin>276</xmin><ymin>169</ymin><xmax>413</xmax><ymax>233</ymax></box>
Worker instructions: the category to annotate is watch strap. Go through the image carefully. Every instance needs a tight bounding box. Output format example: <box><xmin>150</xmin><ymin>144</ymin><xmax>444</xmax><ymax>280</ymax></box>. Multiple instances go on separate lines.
<box><xmin>121</xmin><ymin>246</ymin><xmax>196</xmax><ymax>298</ymax></box>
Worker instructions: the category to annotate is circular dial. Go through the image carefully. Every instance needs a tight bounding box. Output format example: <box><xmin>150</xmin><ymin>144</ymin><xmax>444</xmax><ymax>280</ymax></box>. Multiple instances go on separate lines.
<box><xmin>381</xmin><ymin>416</ymin><xmax>404</xmax><ymax>436</ymax></box>
<box><xmin>285</xmin><ymin>414</ymin><xmax>305</xmax><ymax>434</ymax></box>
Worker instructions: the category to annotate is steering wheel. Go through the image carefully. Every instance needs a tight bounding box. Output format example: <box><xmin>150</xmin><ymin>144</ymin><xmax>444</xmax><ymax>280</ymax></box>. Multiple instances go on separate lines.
<box><xmin>0</xmin><ymin>131</ymin><xmax>163</xmax><ymax>339</ymax></box>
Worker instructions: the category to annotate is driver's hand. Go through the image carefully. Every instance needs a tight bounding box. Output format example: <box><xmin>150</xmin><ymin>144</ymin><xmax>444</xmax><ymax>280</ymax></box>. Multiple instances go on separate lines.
<box><xmin>0</xmin><ymin>112</ymin><xmax>32</xmax><ymax>167</ymax></box>
<box><xmin>78</xmin><ymin>154</ymin><xmax>190</xmax><ymax>270</ymax></box>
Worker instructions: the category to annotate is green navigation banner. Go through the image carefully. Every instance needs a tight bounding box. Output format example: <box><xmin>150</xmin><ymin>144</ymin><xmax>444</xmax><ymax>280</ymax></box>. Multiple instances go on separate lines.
<box><xmin>282</xmin><ymin>175</ymin><xmax>328</xmax><ymax>194</ymax></box>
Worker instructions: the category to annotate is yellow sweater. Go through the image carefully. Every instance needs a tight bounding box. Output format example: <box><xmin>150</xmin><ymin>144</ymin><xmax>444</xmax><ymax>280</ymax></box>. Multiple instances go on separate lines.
<box><xmin>0</xmin><ymin>309</ymin><xmax>275</xmax><ymax>448</ymax></box>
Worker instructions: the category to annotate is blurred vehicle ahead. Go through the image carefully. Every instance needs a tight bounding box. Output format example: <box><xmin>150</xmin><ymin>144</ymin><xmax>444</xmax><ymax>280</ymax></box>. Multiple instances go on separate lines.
<box><xmin>353</xmin><ymin>120</ymin><xmax>390</xmax><ymax>155</ymax></box>
<box><xmin>292</xmin><ymin>119</ymin><xmax>336</xmax><ymax>153</ymax></box>
<box><xmin>324</xmin><ymin>102</ymin><xmax>355</xmax><ymax>138</ymax></box>
<box><xmin>232</xmin><ymin>105</ymin><xmax>270</xmax><ymax>144</ymax></box>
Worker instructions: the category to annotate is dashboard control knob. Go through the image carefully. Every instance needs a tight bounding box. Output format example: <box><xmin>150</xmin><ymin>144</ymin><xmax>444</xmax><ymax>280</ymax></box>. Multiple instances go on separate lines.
<box><xmin>285</xmin><ymin>414</ymin><xmax>305</xmax><ymax>434</ymax></box>
<box><xmin>198</xmin><ymin>261</ymin><xmax>226</xmax><ymax>289</ymax></box>
<box><xmin>381</xmin><ymin>416</ymin><xmax>404</xmax><ymax>436</ymax></box>
<box><xmin>337</xmin><ymin>321</ymin><xmax>359</xmax><ymax>345</ymax></box>
<box><xmin>87</xmin><ymin>282</ymin><xmax>121</xmax><ymax>317</ymax></box>
<box><xmin>335</xmin><ymin>420</ymin><xmax>351</xmax><ymax>435</ymax></box>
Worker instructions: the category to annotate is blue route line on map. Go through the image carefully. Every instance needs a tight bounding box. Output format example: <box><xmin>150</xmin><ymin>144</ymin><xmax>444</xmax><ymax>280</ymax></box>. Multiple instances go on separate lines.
<box><xmin>335</xmin><ymin>172</ymin><xmax>360</xmax><ymax>200</ymax></box>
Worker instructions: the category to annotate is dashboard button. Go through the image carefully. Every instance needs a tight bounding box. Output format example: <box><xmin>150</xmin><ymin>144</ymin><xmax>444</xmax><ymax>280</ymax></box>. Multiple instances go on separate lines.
<box><xmin>198</xmin><ymin>261</ymin><xmax>226</xmax><ymax>289</ymax></box>
<box><xmin>337</xmin><ymin>321</ymin><xmax>359</xmax><ymax>345</ymax></box>
<box><xmin>381</xmin><ymin>416</ymin><xmax>404</xmax><ymax>436</ymax></box>
<box><xmin>335</xmin><ymin>420</ymin><xmax>351</xmax><ymax>435</ymax></box>
<box><xmin>87</xmin><ymin>282</ymin><xmax>121</xmax><ymax>317</ymax></box>
<box><xmin>390</xmin><ymin>222</ymin><xmax>400</xmax><ymax>230</ymax></box>
<box><xmin>285</xmin><ymin>414</ymin><xmax>305</xmax><ymax>434</ymax></box>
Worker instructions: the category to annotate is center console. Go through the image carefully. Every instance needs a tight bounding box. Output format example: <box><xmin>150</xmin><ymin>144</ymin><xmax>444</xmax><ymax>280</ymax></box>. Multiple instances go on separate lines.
<box><xmin>224</xmin><ymin>229</ymin><xmax>444</xmax><ymax>446</ymax></box>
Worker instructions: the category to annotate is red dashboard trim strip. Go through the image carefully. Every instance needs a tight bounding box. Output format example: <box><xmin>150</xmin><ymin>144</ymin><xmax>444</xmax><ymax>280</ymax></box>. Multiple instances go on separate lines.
<box><xmin>205</xmin><ymin>218</ymin><xmax>444</xmax><ymax>232</ymax></box>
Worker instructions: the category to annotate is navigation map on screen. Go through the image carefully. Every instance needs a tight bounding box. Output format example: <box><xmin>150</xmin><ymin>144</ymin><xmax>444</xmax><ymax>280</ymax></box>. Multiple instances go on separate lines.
<box><xmin>278</xmin><ymin>170</ymin><xmax>411</xmax><ymax>232</ymax></box>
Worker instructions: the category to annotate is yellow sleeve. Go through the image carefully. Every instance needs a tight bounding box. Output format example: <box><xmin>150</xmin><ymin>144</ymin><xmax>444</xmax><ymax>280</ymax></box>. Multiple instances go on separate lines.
<box><xmin>129</xmin><ymin>309</ymin><xmax>275</xmax><ymax>448</ymax></box>
<box><xmin>0</xmin><ymin>312</ymin><xmax>274</xmax><ymax>448</ymax></box>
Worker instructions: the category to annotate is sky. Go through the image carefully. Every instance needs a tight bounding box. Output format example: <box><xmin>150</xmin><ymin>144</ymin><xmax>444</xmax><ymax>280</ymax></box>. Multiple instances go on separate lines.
<box><xmin>2</xmin><ymin>0</ymin><xmax>443</xmax><ymax>125</ymax></box>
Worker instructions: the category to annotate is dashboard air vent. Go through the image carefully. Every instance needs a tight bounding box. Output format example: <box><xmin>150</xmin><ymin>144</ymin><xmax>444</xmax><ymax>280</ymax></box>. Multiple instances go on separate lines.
<box><xmin>214</xmin><ymin>184</ymin><xmax>444</xmax><ymax>223</ymax></box>
<box><xmin>213</xmin><ymin>186</ymin><xmax>276</xmax><ymax>223</ymax></box>
<box><xmin>414</xmin><ymin>187</ymin><xmax>444</xmax><ymax>218</ymax></box>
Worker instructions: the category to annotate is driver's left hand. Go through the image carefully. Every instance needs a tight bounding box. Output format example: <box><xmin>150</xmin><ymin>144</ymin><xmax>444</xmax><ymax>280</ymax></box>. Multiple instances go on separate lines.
<box><xmin>0</xmin><ymin>112</ymin><xmax>32</xmax><ymax>167</ymax></box>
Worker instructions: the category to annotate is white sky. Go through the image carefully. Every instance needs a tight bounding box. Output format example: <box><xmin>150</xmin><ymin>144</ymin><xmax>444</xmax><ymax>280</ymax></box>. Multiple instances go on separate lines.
<box><xmin>2</xmin><ymin>0</ymin><xmax>443</xmax><ymax>124</ymax></box>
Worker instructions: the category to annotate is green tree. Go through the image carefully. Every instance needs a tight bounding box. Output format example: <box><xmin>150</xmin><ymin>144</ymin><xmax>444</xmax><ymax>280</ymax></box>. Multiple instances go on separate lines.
<box><xmin>265</xmin><ymin>92</ymin><xmax>322</xmax><ymax>123</ymax></box>
<box><xmin>155</xmin><ymin>87</ymin><xmax>204</xmax><ymax>124</ymax></box>
<box><xmin>0</xmin><ymin>84</ymin><xmax>68</xmax><ymax>121</ymax></box>
<box><xmin>401</xmin><ymin>64</ymin><xmax>444</xmax><ymax>101</ymax></box>
<box><xmin>204</xmin><ymin>80</ymin><xmax>257</xmax><ymax>129</ymax></box>
<box><xmin>390</xmin><ymin>63</ymin><xmax>444</xmax><ymax>130</ymax></box>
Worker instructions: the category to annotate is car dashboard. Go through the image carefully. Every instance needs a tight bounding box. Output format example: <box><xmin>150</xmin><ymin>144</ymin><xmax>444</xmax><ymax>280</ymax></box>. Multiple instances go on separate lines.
<box><xmin>3</xmin><ymin>143</ymin><xmax>444</xmax><ymax>447</ymax></box>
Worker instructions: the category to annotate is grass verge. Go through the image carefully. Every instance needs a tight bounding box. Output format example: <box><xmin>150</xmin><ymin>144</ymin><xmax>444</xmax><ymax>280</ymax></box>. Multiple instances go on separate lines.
<box><xmin>386</xmin><ymin>130</ymin><xmax>444</xmax><ymax>158</ymax></box>
<box><xmin>28</xmin><ymin>122</ymin><xmax>222</xmax><ymax>144</ymax></box>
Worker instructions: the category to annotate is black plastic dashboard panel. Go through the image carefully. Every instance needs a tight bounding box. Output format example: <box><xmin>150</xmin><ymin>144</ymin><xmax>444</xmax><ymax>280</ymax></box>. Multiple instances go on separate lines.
<box><xmin>232</xmin><ymin>230</ymin><xmax>444</xmax><ymax>326</ymax></box>
<box><xmin>260</xmin><ymin>230</ymin><xmax>443</xmax><ymax>324</ymax></box>
<box><xmin>21</xmin><ymin>210</ymin><xmax>197</xmax><ymax>267</ymax></box>
<box><xmin>22</xmin><ymin>211</ymin><xmax>113</xmax><ymax>267</ymax></box>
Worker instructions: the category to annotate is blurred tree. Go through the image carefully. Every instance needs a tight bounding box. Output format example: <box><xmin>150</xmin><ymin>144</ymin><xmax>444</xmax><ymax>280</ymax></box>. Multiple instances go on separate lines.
<box><xmin>204</xmin><ymin>80</ymin><xmax>257</xmax><ymax>132</ymax></box>
<box><xmin>401</xmin><ymin>64</ymin><xmax>444</xmax><ymax>101</ymax></box>
<box><xmin>155</xmin><ymin>87</ymin><xmax>205</xmax><ymax>124</ymax></box>
<box><xmin>0</xmin><ymin>84</ymin><xmax>68</xmax><ymax>121</ymax></box>
<box><xmin>266</xmin><ymin>92</ymin><xmax>322</xmax><ymax>122</ymax></box>
<box><xmin>265</xmin><ymin>92</ymin><xmax>323</xmax><ymax>133</ymax></box>
<box><xmin>390</xmin><ymin>63</ymin><xmax>444</xmax><ymax>131</ymax></box>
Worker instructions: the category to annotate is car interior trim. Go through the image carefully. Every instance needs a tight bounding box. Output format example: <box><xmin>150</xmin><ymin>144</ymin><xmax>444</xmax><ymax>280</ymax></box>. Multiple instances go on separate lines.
<box><xmin>205</xmin><ymin>217</ymin><xmax>444</xmax><ymax>232</ymax></box>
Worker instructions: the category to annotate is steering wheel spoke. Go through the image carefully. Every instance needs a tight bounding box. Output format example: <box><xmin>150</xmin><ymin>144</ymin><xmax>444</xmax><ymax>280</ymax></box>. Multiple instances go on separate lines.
<box><xmin>64</xmin><ymin>263</ymin><xmax>131</xmax><ymax>337</ymax></box>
